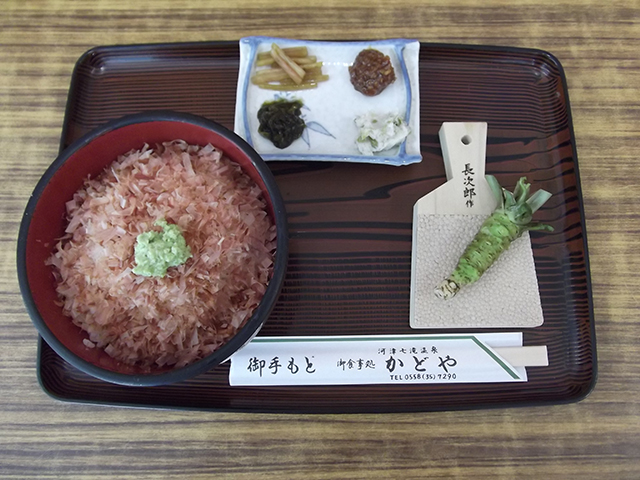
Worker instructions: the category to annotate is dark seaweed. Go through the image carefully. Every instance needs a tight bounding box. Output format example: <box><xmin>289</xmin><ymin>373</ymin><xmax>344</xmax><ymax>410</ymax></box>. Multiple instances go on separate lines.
<box><xmin>257</xmin><ymin>99</ymin><xmax>306</xmax><ymax>149</ymax></box>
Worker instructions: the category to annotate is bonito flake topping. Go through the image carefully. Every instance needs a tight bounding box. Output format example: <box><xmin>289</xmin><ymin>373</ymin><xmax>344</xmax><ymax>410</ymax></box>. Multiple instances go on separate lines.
<box><xmin>48</xmin><ymin>140</ymin><xmax>276</xmax><ymax>369</ymax></box>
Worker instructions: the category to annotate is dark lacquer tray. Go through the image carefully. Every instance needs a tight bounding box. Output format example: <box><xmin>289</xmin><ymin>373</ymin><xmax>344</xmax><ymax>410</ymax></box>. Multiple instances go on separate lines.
<box><xmin>37</xmin><ymin>41</ymin><xmax>596</xmax><ymax>413</ymax></box>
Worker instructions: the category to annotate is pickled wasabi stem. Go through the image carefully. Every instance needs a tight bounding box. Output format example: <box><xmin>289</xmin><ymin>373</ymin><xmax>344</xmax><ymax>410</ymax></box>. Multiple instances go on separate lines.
<box><xmin>434</xmin><ymin>176</ymin><xmax>553</xmax><ymax>300</ymax></box>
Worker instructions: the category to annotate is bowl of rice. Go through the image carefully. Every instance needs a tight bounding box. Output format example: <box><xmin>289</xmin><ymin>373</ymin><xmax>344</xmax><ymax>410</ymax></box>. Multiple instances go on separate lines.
<box><xmin>17</xmin><ymin>111</ymin><xmax>288</xmax><ymax>386</ymax></box>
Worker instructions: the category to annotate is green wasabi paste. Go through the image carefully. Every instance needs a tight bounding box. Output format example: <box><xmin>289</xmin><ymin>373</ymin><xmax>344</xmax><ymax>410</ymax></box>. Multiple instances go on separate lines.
<box><xmin>132</xmin><ymin>219</ymin><xmax>192</xmax><ymax>277</ymax></box>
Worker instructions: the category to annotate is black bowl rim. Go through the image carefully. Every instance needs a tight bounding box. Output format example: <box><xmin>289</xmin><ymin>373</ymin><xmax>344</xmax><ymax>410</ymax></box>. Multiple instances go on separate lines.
<box><xmin>17</xmin><ymin>110</ymin><xmax>289</xmax><ymax>387</ymax></box>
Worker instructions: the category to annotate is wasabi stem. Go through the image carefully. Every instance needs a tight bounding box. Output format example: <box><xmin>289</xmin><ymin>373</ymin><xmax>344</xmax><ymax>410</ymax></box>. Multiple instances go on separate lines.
<box><xmin>434</xmin><ymin>176</ymin><xmax>553</xmax><ymax>300</ymax></box>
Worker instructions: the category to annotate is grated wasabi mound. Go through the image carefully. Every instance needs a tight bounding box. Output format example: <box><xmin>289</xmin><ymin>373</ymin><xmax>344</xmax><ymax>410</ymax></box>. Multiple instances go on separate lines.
<box><xmin>132</xmin><ymin>218</ymin><xmax>192</xmax><ymax>277</ymax></box>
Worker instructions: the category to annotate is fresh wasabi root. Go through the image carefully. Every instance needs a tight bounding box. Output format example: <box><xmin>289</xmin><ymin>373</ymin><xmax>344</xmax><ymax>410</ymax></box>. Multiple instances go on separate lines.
<box><xmin>434</xmin><ymin>176</ymin><xmax>554</xmax><ymax>300</ymax></box>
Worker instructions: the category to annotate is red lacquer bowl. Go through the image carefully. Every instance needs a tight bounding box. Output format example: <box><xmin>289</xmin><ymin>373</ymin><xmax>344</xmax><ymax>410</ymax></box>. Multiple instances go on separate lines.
<box><xmin>17</xmin><ymin>111</ymin><xmax>288</xmax><ymax>386</ymax></box>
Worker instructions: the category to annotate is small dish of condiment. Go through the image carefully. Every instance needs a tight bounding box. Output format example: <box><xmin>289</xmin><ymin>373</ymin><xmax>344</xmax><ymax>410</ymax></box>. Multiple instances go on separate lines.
<box><xmin>234</xmin><ymin>36</ymin><xmax>422</xmax><ymax>166</ymax></box>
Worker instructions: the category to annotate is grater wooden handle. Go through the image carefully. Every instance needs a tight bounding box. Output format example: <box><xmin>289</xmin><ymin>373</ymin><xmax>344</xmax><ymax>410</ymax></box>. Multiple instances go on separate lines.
<box><xmin>414</xmin><ymin>122</ymin><xmax>497</xmax><ymax>216</ymax></box>
<box><xmin>440</xmin><ymin>122</ymin><xmax>487</xmax><ymax>183</ymax></box>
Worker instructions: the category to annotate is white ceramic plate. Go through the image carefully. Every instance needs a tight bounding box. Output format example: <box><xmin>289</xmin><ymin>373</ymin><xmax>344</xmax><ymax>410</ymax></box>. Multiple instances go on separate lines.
<box><xmin>234</xmin><ymin>36</ymin><xmax>421</xmax><ymax>165</ymax></box>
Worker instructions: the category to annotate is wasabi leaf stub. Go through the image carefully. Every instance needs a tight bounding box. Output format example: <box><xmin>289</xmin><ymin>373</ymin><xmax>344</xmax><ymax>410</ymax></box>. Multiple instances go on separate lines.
<box><xmin>132</xmin><ymin>219</ymin><xmax>192</xmax><ymax>277</ymax></box>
